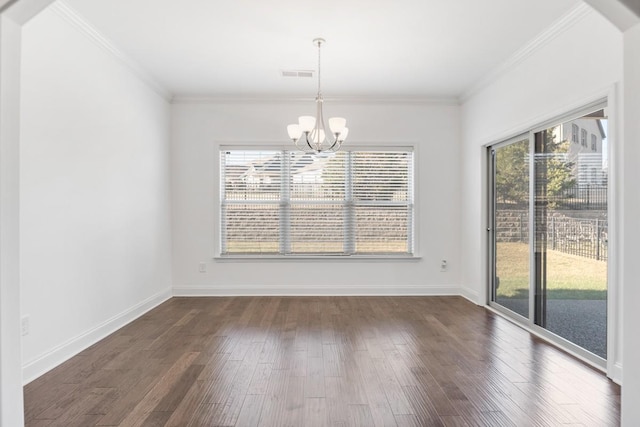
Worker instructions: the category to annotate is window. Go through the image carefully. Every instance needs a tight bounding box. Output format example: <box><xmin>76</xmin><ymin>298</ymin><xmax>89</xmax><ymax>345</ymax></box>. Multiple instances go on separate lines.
<box><xmin>572</xmin><ymin>124</ymin><xmax>579</xmax><ymax>143</ymax></box>
<box><xmin>591</xmin><ymin>134</ymin><xmax>597</xmax><ymax>151</ymax></box>
<box><xmin>220</xmin><ymin>149</ymin><xmax>414</xmax><ymax>256</ymax></box>
<box><xmin>581</xmin><ymin>128</ymin><xmax>587</xmax><ymax>147</ymax></box>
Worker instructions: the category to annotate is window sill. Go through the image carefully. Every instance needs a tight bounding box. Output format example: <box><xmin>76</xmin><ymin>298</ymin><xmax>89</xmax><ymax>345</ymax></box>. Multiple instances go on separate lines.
<box><xmin>214</xmin><ymin>254</ymin><xmax>422</xmax><ymax>262</ymax></box>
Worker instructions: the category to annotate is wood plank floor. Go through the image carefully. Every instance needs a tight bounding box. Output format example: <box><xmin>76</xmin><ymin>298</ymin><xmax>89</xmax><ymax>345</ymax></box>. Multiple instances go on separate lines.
<box><xmin>23</xmin><ymin>296</ymin><xmax>620</xmax><ymax>426</ymax></box>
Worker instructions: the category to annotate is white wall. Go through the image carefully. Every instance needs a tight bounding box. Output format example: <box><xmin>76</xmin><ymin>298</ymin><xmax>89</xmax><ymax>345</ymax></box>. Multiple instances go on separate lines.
<box><xmin>621</xmin><ymin>21</ymin><xmax>640</xmax><ymax>427</ymax></box>
<box><xmin>171</xmin><ymin>100</ymin><xmax>461</xmax><ymax>295</ymax></box>
<box><xmin>460</xmin><ymin>8</ymin><xmax>622</xmax><ymax>300</ymax></box>
<box><xmin>19</xmin><ymin>4</ymin><xmax>172</xmax><ymax>382</ymax></box>
<box><xmin>460</xmin><ymin>7</ymin><xmax>623</xmax><ymax>374</ymax></box>
<box><xmin>0</xmin><ymin>12</ymin><xmax>26</xmax><ymax>427</ymax></box>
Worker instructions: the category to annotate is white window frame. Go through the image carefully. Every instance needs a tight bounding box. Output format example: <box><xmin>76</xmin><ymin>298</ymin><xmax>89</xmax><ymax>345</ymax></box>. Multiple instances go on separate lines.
<box><xmin>215</xmin><ymin>143</ymin><xmax>419</xmax><ymax>260</ymax></box>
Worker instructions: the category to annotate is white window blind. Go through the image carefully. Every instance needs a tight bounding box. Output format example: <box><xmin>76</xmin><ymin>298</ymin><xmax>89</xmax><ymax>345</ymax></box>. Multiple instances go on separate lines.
<box><xmin>220</xmin><ymin>149</ymin><xmax>414</xmax><ymax>256</ymax></box>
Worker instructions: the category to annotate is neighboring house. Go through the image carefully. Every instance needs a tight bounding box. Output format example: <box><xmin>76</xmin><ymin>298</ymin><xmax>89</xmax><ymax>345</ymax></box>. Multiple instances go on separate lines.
<box><xmin>562</xmin><ymin>117</ymin><xmax>605</xmax><ymax>155</ymax></box>
<box><xmin>223</xmin><ymin>164</ymin><xmax>250</xmax><ymax>190</ymax></box>
<box><xmin>240</xmin><ymin>153</ymin><xmax>327</xmax><ymax>195</ymax></box>
<box><xmin>564</xmin><ymin>116</ymin><xmax>607</xmax><ymax>186</ymax></box>
<box><xmin>557</xmin><ymin>116</ymin><xmax>608</xmax><ymax>186</ymax></box>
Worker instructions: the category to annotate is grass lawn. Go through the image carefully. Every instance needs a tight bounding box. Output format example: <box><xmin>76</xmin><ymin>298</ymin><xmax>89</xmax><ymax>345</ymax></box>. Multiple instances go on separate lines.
<box><xmin>496</xmin><ymin>242</ymin><xmax>607</xmax><ymax>300</ymax></box>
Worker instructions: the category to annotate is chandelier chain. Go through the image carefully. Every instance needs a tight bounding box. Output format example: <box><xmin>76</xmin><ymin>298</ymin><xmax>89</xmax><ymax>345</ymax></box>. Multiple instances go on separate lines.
<box><xmin>317</xmin><ymin>39</ymin><xmax>322</xmax><ymax>97</ymax></box>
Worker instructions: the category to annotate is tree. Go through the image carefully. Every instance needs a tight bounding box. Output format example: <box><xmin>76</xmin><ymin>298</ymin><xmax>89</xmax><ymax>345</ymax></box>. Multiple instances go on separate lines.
<box><xmin>495</xmin><ymin>127</ymin><xmax>575</xmax><ymax>207</ymax></box>
<box><xmin>495</xmin><ymin>140</ymin><xmax>529</xmax><ymax>206</ymax></box>
<box><xmin>536</xmin><ymin>127</ymin><xmax>576</xmax><ymax>206</ymax></box>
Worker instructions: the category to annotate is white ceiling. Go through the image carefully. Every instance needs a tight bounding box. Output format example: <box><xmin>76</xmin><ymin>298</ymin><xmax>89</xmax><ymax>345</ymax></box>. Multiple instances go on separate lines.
<box><xmin>62</xmin><ymin>0</ymin><xmax>581</xmax><ymax>99</ymax></box>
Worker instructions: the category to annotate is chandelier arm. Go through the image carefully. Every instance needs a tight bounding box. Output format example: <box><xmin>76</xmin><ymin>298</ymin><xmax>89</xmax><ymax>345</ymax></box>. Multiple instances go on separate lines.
<box><xmin>318</xmin><ymin>98</ymin><xmax>325</xmax><ymax>148</ymax></box>
<box><xmin>305</xmin><ymin>133</ymin><xmax>314</xmax><ymax>151</ymax></box>
<box><xmin>315</xmin><ymin>100</ymin><xmax>321</xmax><ymax>148</ymax></box>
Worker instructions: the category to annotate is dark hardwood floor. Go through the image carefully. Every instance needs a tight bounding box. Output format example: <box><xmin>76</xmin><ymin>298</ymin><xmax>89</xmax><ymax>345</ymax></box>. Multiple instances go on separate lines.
<box><xmin>23</xmin><ymin>296</ymin><xmax>620</xmax><ymax>426</ymax></box>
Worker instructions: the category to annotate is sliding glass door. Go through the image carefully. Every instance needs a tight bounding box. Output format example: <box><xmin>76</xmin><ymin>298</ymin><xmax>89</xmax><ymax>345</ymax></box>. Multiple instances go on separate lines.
<box><xmin>489</xmin><ymin>106</ymin><xmax>608</xmax><ymax>362</ymax></box>
<box><xmin>533</xmin><ymin>114</ymin><xmax>608</xmax><ymax>359</ymax></box>
<box><xmin>490</xmin><ymin>136</ymin><xmax>530</xmax><ymax>319</ymax></box>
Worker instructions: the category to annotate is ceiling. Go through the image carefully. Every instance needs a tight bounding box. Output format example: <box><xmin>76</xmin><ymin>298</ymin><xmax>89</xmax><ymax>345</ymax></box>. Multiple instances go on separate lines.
<box><xmin>62</xmin><ymin>0</ymin><xmax>581</xmax><ymax>100</ymax></box>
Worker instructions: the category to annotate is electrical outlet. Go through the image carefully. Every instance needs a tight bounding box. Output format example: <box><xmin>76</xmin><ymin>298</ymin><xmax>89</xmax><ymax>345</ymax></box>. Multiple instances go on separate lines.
<box><xmin>21</xmin><ymin>316</ymin><xmax>29</xmax><ymax>336</ymax></box>
<box><xmin>199</xmin><ymin>262</ymin><xmax>207</xmax><ymax>273</ymax></box>
<box><xmin>440</xmin><ymin>259</ymin><xmax>448</xmax><ymax>272</ymax></box>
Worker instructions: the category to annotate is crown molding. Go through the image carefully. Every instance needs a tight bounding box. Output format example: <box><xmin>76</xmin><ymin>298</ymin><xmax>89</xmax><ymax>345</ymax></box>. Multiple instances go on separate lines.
<box><xmin>584</xmin><ymin>0</ymin><xmax>639</xmax><ymax>31</ymax></box>
<box><xmin>0</xmin><ymin>0</ymin><xmax>17</xmax><ymax>13</ymax></box>
<box><xmin>459</xmin><ymin>3</ymin><xmax>593</xmax><ymax>104</ymax></box>
<box><xmin>170</xmin><ymin>94</ymin><xmax>459</xmax><ymax>106</ymax></box>
<box><xmin>3</xmin><ymin>0</ymin><xmax>53</xmax><ymax>24</ymax></box>
<box><xmin>0</xmin><ymin>0</ymin><xmax>19</xmax><ymax>14</ymax></box>
<box><xmin>50</xmin><ymin>1</ymin><xmax>171</xmax><ymax>101</ymax></box>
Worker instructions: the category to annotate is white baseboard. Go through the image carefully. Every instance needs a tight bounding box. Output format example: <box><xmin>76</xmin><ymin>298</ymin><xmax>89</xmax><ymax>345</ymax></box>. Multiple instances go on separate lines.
<box><xmin>460</xmin><ymin>286</ymin><xmax>480</xmax><ymax>304</ymax></box>
<box><xmin>172</xmin><ymin>284</ymin><xmax>461</xmax><ymax>297</ymax></box>
<box><xmin>22</xmin><ymin>288</ymin><xmax>172</xmax><ymax>385</ymax></box>
<box><xmin>609</xmin><ymin>361</ymin><xmax>623</xmax><ymax>385</ymax></box>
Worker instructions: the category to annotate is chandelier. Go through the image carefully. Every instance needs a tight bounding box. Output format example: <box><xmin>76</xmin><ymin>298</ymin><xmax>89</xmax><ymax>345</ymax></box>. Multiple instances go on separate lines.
<box><xmin>287</xmin><ymin>38</ymin><xmax>348</xmax><ymax>153</ymax></box>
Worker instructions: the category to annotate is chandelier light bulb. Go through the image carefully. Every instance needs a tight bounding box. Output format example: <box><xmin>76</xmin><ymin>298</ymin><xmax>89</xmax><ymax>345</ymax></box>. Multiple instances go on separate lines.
<box><xmin>310</xmin><ymin>129</ymin><xmax>326</xmax><ymax>145</ymax></box>
<box><xmin>287</xmin><ymin>124</ymin><xmax>302</xmax><ymax>141</ymax></box>
<box><xmin>298</xmin><ymin>116</ymin><xmax>316</xmax><ymax>132</ymax></box>
<box><xmin>329</xmin><ymin>117</ymin><xmax>346</xmax><ymax>134</ymax></box>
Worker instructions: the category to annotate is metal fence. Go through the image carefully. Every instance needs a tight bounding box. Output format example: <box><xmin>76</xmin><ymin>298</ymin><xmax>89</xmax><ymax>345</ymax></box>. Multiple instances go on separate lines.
<box><xmin>495</xmin><ymin>211</ymin><xmax>607</xmax><ymax>261</ymax></box>
<box><xmin>547</xmin><ymin>184</ymin><xmax>607</xmax><ymax>210</ymax></box>
<box><xmin>548</xmin><ymin>216</ymin><xmax>608</xmax><ymax>261</ymax></box>
<box><xmin>497</xmin><ymin>185</ymin><xmax>607</xmax><ymax>211</ymax></box>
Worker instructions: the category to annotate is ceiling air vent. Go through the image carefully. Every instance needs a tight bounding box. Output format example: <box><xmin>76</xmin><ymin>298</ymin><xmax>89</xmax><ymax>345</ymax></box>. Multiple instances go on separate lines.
<box><xmin>281</xmin><ymin>70</ymin><xmax>314</xmax><ymax>78</ymax></box>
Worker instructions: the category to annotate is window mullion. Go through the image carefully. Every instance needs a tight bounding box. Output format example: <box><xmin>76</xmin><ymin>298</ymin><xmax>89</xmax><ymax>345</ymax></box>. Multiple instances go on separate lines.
<box><xmin>280</xmin><ymin>150</ymin><xmax>291</xmax><ymax>254</ymax></box>
<box><xmin>345</xmin><ymin>151</ymin><xmax>355</xmax><ymax>254</ymax></box>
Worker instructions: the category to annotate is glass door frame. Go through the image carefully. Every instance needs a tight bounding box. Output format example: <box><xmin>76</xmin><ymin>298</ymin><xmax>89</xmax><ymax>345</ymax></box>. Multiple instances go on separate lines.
<box><xmin>487</xmin><ymin>133</ymin><xmax>534</xmax><ymax>321</ymax></box>
<box><xmin>487</xmin><ymin>101</ymin><xmax>610</xmax><ymax>371</ymax></box>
